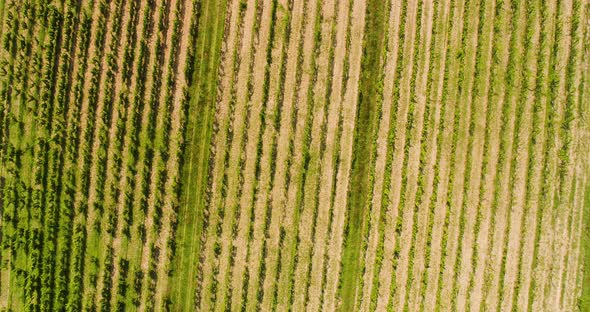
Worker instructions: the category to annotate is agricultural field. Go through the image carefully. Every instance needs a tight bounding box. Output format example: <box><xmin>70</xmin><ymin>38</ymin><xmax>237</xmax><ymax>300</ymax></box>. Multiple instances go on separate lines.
<box><xmin>0</xmin><ymin>0</ymin><xmax>589</xmax><ymax>311</ymax></box>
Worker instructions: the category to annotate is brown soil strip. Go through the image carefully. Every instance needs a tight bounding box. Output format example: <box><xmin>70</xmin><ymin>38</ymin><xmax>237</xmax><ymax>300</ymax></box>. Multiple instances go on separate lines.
<box><xmin>137</xmin><ymin>0</ymin><xmax>182</xmax><ymax>310</ymax></box>
<box><xmin>560</xmin><ymin>22</ymin><xmax>588</xmax><ymax>302</ymax></box>
<box><xmin>405</xmin><ymin>0</ymin><xmax>451</xmax><ymax>310</ymax></box>
<box><xmin>374</xmin><ymin>0</ymin><xmax>421</xmax><ymax>308</ymax></box>
<box><xmin>436</xmin><ymin>0</ymin><xmax>482</xmax><ymax>309</ymax></box>
<box><xmin>420</xmin><ymin>0</ymin><xmax>467</xmax><ymax>309</ymax></box>
<box><xmin>304</xmin><ymin>0</ymin><xmax>352</xmax><ymax>309</ymax></box>
<box><xmin>453</xmin><ymin>0</ymin><xmax>496</xmax><ymax>310</ymax></box>
<box><xmin>390</xmin><ymin>0</ymin><xmax>435</xmax><ymax>309</ymax></box>
<box><xmin>561</xmin><ymin>171</ymin><xmax>585</xmax><ymax>310</ymax></box>
<box><xmin>290</xmin><ymin>0</ymin><xmax>337</xmax><ymax>310</ymax></box>
<box><xmin>274</xmin><ymin>0</ymin><xmax>320</xmax><ymax>309</ymax></box>
<box><xmin>242</xmin><ymin>0</ymin><xmax>289</xmax><ymax>309</ymax></box>
<box><xmin>481</xmin><ymin>1</ymin><xmax>531</xmax><ymax>309</ymax></box>
<box><xmin>210</xmin><ymin>0</ymin><xmax>260</xmax><ymax>308</ymax></box>
<box><xmin>84</xmin><ymin>0</ymin><xmax>120</xmax><ymax>246</ymax></box>
<box><xmin>526</xmin><ymin>0</ymin><xmax>565</xmax><ymax>309</ymax></box>
<box><xmin>72</xmin><ymin>0</ymin><xmax>102</xmax><ymax>225</ymax></box>
<box><xmin>467</xmin><ymin>1</ymin><xmax>512</xmax><ymax>309</ymax></box>
<box><xmin>498</xmin><ymin>1</ymin><xmax>543</xmax><ymax>310</ymax></box>
<box><xmin>124</xmin><ymin>0</ymin><xmax>166</xmax><ymax>310</ymax></box>
<box><xmin>258</xmin><ymin>0</ymin><xmax>307</xmax><ymax>309</ymax></box>
<box><xmin>563</xmin><ymin>171</ymin><xmax>588</xmax><ymax>311</ymax></box>
<box><xmin>561</xmin><ymin>60</ymin><xmax>590</xmax><ymax>308</ymax></box>
<box><xmin>75</xmin><ymin>0</ymin><xmax>114</xmax><ymax>307</ymax></box>
<box><xmin>545</xmin><ymin>0</ymin><xmax>576</xmax><ymax>307</ymax></box>
<box><xmin>226</xmin><ymin>0</ymin><xmax>274</xmax><ymax>309</ymax></box>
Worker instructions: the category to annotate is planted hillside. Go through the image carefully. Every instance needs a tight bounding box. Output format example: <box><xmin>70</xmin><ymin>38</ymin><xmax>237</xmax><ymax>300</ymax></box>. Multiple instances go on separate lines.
<box><xmin>0</xmin><ymin>0</ymin><xmax>588</xmax><ymax>311</ymax></box>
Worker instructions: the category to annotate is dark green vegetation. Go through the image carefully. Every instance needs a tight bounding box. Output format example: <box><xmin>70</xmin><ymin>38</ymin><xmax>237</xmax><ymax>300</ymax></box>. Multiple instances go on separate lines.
<box><xmin>338</xmin><ymin>0</ymin><xmax>389</xmax><ymax>310</ymax></box>
<box><xmin>167</xmin><ymin>0</ymin><xmax>228</xmax><ymax>310</ymax></box>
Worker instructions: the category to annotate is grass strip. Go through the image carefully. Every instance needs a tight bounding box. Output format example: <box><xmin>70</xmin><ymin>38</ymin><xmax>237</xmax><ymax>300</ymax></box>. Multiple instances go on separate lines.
<box><xmin>167</xmin><ymin>0</ymin><xmax>229</xmax><ymax>309</ymax></box>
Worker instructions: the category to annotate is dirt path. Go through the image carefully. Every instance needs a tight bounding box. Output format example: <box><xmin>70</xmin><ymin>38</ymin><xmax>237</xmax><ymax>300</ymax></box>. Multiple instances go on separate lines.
<box><xmin>242</xmin><ymin>0</ymin><xmax>289</xmax><ymax>309</ymax></box>
<box><xmin>374</xmin><ymin>0</ymin><xmax>421</xmax><ymax>309</ymax></box>
<box><xmin>560</xmin><ymin>171</ymin><xmax>585</xmax><ymax>310</ymax></box>
<box><xmin>526</xmin><ymin>0</ymin><xmax>564</xmax><ymax>309</ymax></box>
<box><xmin>467</xmin><ymin>1</ymin><xmax>512</xmax><ymax>309</ymax></box>
<box><xmin>226</xmin><ymin>0</ymin><xmax>273</xmax><ymax>309</ymax></box>
<box><xmin>255</xmin><ymin>0</ymin><xmax>307</xmax><ymax>310</ymax></box>
<box><xmin>72</xmin><ymin>0</ymin><xmax>102</xmax><ymax>228</ymax></box>
<box><xmin>419</xmin><ymin>0</ymin><xmax>466</xmax><ymax>310</ymax></box>
<box><xmin>481</xmin><ymin>1</ymin><xmax>530</xmax><ymax>310</ymax></box>
<box><xmin>211</xmin><ymin>0</ymin><xmax>260</xmax><ymax>308</ymax></box>
<box><xmin>58</xmin><ymin>1</ymin><xmax>93</xmax><ymax>309</ymax></box>
<box><xmin>108</xmin><ymin>0</ymin><xmax>152</xmax><ymax>308</ymax></box>
<box><xmin>84</xmin><ymin>0</ymin><xmax>121</xmax><ymax>250</ymax></box>
<box><xmin>561</xmin><ymin>40</ymin><xmax>588</xmax><ymax>312</ymax></box>
<box><xmin>390</xmin><ymin>0</ymin><xmax>434</xmax><ymax>309</ymax></box>
<box><xmin>304</xmin><ymin>0</ymin><xmax>352</xmax><ymax>309</ymax></box>
<box><xmin>290</xmin><ymin>0</ymin><xmax>336</xmax><ymax>310</ymax></box>
<box><xmin>546</xmin><ymin>0</ymin><xmax>576</xmax><ymax>307</ymax></box>
<box><xmin>196</xmin><ymin>0</ymin><xmax>241</xmax><ymax>309</ymax></box>
<box><xmin>452</xmin><ymin>0</ymin><xmax>496</xmax><ymax>310</ymax></box>
<box><xmin>510</xmin><ymin>0</ymin><xmax>556</xmax><ymax>310</ymax></box>
<box><xmin>321</xmin><ymin>0</ymin><xmax>367</xmax><ymax>310</ymax></box>
<box><xmin>273</xmin><ymin>0</ymin><xmax>320</xmax><ymax>309</ymax></box>
<box><xmin>436</xmin><ymin>0</ymin><xmax>483</xmax><ymax>309</ymax></box>
<box><xmin>256</xmin><ymin>0</ymin><xmax>307</xmax><ymax>309</ymax></box>
<box><xmin>497</xmin><ymin>1</ymin><xmax>544</xmax><ymax>310</ymax></box>
<box><xmin>529</xmin><ymin>3</ymin><xmax>569</xmax><ymax>309</ymax></box>
<box><xmin>357</xmin><ymin>2</ymin><xmax>403</xmax><ymax>310</ymax></box>
<box><xmin>134</xmin><ymin>0</ymin><xmax>179</xmax><ymax>309</ymax></box>
<box><xmin>405</xmin><ymin>0</ymin><xmax>452</xmax><ymax>310</ymax></box>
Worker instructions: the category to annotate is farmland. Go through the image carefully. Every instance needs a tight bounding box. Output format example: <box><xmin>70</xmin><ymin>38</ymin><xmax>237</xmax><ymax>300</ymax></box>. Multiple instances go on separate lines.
<box><xmin>0</xmin><ymin>0</ymin><xmax>589</xmax><ymax>311</ymax></box>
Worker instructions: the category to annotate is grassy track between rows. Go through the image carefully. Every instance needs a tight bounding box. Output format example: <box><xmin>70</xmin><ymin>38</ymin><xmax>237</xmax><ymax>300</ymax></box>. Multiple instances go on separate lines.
<box><xmin>321</xmin><ymin>0</ymin><xmax>366</xmax><ymax>309</ymax></box>
<box><xmin>338</xmin><ymin>0</ymin><xmax>388</xmax><ymax>309</ymax></box>
<box><xmin>168</xmin><ymin>0</ymin><xmax>228</xmax><ymax>309</ymax></box>
<box><xmin>195</xmin><ymin>0</ymin><xmax>244</xmax><ymax>308</ymax></box>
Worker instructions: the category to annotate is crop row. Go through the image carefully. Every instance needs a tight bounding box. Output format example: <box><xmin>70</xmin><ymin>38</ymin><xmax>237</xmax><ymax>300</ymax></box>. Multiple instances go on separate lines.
<box><xmin>0</xmin><ymin>0</ymin><xmax>198</xmax><ymax>310</ymax></box>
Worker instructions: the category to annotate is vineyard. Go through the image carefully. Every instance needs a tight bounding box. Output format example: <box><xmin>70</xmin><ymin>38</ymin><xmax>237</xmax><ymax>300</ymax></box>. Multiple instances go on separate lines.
<box><xmin>0</xmin><ymin>0</ymin><xmax>589</xmax><ymax>311</ymax></box>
